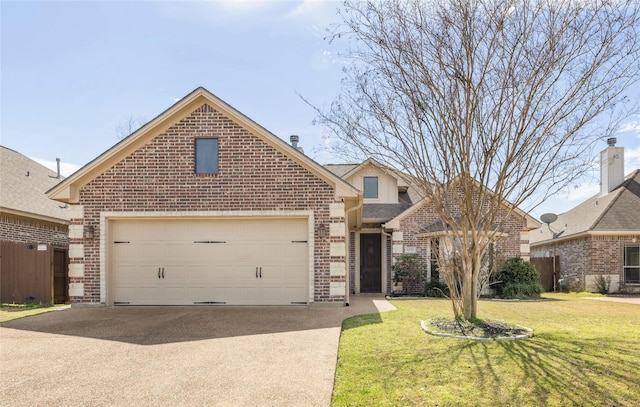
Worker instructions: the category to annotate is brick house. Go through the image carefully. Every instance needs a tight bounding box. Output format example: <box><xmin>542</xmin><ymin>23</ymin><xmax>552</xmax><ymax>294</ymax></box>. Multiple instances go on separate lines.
<box><xmin>326</xmin><ymin>159</ymin><xmax>540</xmax><ymax>296</ymax></box>
<box><xmin>47</xmin><ymin>87</ymin><xmax>538</xmax><ymax>306</ymax></box>
<box><xmin>530</xmin><ymin>141</ymin><xmax>640</xmax><ymax>293</ymax></box>
<box><xmin>1</xmin><ymin>146</ymin><xmax>69</xmax><ymax>304</ymax></box>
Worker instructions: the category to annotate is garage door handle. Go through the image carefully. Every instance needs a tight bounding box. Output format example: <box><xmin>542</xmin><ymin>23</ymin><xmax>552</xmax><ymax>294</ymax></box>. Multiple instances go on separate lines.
<box><xmin>256</xmin><ymin>267</ymin><xmax>258</xmax><ymax>278</ymax></box>
<box><xmin>259</xmin><ymin>267</ymin><xmax>262</xmax><ymax>278</ymax></box>
<box><xmin>162</xmin><ymin>267</ymin><xmax>165</xmax><ymax>279</ymax></box>
<box><xmin>158</xmin><ymin>268</ymin><xmax>161</xmax><ymax>279</ymax></box>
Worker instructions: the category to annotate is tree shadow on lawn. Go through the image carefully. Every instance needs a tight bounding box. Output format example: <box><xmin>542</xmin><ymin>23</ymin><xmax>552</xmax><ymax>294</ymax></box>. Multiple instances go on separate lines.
<box><xmin>454</xmin><ymin>333</ymin><xmax>640</xmax><ymax>406</ymax></box>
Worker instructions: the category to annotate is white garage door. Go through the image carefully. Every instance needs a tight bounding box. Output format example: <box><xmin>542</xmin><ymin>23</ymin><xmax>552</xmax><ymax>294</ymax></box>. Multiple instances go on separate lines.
<box><xmin>110</xmin><ymin>218</ymin><xmax>308</xmax><ymax>305</ymax></box>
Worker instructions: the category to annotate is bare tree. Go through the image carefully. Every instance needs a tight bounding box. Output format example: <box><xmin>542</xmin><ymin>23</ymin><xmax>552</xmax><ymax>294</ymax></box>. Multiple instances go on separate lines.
<box><xmin>115</xmin><ymin>115</ymin><xmax>147</xmax><ymax>140</ymax></box>
<box><xmin>315</xmin><ymin>0</ymin><xmax>640</xmax><ymax>319</ymax></box>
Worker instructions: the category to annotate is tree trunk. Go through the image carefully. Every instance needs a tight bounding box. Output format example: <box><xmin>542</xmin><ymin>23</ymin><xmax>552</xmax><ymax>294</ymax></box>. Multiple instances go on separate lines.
<box><xmin>462</xmin><ymin>265</ymin><xmax>476</xmax><ymax>320</ymax></box>
<box><xmin>462</xmin><ymin>258</ymin><xmax>480</xmax><ymax>320</ymax></box>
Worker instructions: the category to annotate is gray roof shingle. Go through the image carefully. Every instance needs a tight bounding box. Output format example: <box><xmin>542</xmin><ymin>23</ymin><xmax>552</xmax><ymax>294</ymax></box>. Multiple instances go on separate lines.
<box><xmin>1</xmin><ymin>146</ymin><xmax>70</xmax><ymax>223</ymax></box>
<box><xmin>362</xmin><ymin>203</ymin><xmax>412</xmax><ymax>222</ymax></box>
<box><xmin>531</xmin><ymin>170</ymin><xmax>640</xmax><ymax>245</ymax></box>
<box><xmin>592</xmin><ymin>170</ymin><xmax>640</xmax><ymax>231</ymax></box>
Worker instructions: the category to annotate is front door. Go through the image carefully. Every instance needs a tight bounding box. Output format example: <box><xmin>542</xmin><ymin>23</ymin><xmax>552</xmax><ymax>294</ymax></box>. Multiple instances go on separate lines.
<box><xmin>360</xmin><ymin>234</ymin><xmax>381</xmax><ymax>293</ymax></box>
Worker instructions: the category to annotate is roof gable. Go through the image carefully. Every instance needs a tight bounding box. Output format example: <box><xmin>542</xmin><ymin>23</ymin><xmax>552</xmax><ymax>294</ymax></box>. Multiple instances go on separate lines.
<box><xmin>530</xmin><ymin>170</ymin><xmax>640</xmax><ymax>245</ymax></box>
<box><xmin>47</xmin><ymin>87</ymin><xmax>359</xmax><ymax>203</ymax></box>
<box><xmin>0</xmin><ymin>146</ymin><xmax>69</xmax><ymax>223</ymax></box>
<box><xmin>341</xmin><ymin>158</ymin><xmax>411</xmax><ymax>188</ymax></box>
<box><xmin>594</xmin><ymin>170</ymin><xmax>640</xmax><ymax>231</ymax></box>
<box><xmin>384</xmin><ymin>177</ymin><xmax>540</xmax><ymax>230</ymax></box>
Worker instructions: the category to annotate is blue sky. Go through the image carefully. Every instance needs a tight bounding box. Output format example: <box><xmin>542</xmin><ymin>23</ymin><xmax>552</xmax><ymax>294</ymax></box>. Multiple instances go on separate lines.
<box><xmin>2</xmin><ymin>0</ymin><xmax>639</xmax><ymax>219</ymax></box>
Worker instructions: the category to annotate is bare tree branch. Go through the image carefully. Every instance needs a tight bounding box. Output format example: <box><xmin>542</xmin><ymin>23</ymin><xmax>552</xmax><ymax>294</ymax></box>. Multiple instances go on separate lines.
<box><xmin>115</xmin><ymin>115</ymin><xmax>147</xmax><ymax>140</ymax></box>
<box><xmin>313</xmin><ymin>0</ymin><xmax>640</xmax><ymax>319</ymax></box>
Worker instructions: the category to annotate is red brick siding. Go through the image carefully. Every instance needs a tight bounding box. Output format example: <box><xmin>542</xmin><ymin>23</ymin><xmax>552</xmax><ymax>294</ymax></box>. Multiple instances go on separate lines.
<box><xmin>71</xmin><ymin>103</ymin><xmax>343</xmax><ymax>304</ymax></box>
<box><xmin>0</xmin><ymin>215</ymin><xmax>68</xmax><ymax>247</ymax></box>
<box><xmin>398</xmin><ymin>203</ymin><xmax>525</xmax><ymax>291</ymax></box>
<box><xmin>591</xmin><ymin>235</ymin><xmax>640</xmax><ymax>289</ymax></box>
<box><xmin>537</xmin><ymin>235</ymin><xmax>640</xmax><ymax>292</ymax></box>
<box><xmin>551</xmin><ymin>237</ymin><xmax>590</xmax><ymax>291</ymax></box>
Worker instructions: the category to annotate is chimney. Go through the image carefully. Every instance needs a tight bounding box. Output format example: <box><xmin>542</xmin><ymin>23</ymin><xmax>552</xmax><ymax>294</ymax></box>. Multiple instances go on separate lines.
<box><xmin>290</xmin><ymin>135</ymin><xmax>304</xmax><ymax>154</ymax></box>
<box><xmin>600</xmin><ymin>138</ymin><xmax>624</xmax><ymax>196</ymax></box>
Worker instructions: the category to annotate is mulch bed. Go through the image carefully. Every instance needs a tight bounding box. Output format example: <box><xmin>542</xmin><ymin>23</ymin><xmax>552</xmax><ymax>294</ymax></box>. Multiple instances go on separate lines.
<box><xmin>421</xmin><ymin>318</ymin><xmax>533</xmax><ymax>341</ymax></box>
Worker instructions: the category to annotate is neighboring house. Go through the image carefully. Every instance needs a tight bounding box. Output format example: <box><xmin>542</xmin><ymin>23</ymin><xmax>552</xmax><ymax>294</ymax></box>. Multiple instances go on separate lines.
<box><xmin>326</xmin><ymin>159</ymin><xmax>541</xmax><ymax>295</ymax></box>
<box><xmin>0</xmin><ymin>146</ymin><xmax>70</xmax><ymax>304</ymax></box>
<box><xmin>46</xmin><ymin>87</ymin><xmax>538</xmax><ymax>306</ymax></box>
<box><xmin>531</xmin><ymin>141</ymin><xmax>640</xmax><ymax>293</ymax></box>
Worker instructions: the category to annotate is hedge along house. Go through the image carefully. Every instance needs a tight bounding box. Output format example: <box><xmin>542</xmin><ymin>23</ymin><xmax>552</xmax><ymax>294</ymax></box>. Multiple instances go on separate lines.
<box><xmin>1</xmin><ymin>146</ymin><xmax>70</xmax><ymax>304</ymax></box>
<box><xmin>530</xmin><ymin>140</ymin><xmax>640</xmax><ymax>293</ymax></box>
<box><xmin>326</xmin><ymin>159</ymin><xmax>541</xmax><ymax>296</ymax></box>
<box><xmin>47</xmin><ymin>87</ymin><xmax>360</xmax><ymax>306</ymax></box>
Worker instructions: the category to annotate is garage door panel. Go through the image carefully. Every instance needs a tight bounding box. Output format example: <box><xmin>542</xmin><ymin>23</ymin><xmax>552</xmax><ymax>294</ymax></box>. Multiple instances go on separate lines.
<box><xmin>111</xmin><ymin>218</ymin><xmax>309</xmax><ymax>305</ymax></box>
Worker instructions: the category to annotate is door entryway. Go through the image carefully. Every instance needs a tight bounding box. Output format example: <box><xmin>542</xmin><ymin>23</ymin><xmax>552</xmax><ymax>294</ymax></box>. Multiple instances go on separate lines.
<box><xmin>360</xmin><ymin>234</ymin><xmax>381</xmax><ymax>293</ymax></box>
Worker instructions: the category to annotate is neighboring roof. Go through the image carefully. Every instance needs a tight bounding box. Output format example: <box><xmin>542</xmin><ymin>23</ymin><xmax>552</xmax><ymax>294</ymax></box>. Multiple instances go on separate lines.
<box><xmin>531</xmin><ymin>170</ymin><xmax>640</xmax><ymax>246</ymax></box>
<box><xmin>47</xmin><ymin>87</ymin><xmax>360</xmax><ymax>203</ymax></box>
<box><xmin>0</xmin><ymin>146</ymin><xmax>69</xmax><ymax>223</ymax></box>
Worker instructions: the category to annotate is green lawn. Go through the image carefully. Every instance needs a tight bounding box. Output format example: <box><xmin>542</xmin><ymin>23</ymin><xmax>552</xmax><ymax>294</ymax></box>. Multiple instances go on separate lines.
<box><xmin>333</xmin><ymin>294</ymin><xmax>640</xmax><ymax>407</ymax></box>
<box><xmin>0</xmin><ymin>303</ymin><xmax>67</xmax><ymax>322</ymax></box>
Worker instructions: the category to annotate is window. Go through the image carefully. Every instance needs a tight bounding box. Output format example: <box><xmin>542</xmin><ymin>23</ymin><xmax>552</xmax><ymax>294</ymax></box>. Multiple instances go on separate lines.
<box><xmin>624</xmin><ymin>244</ymin><xmax>640</xmax><ymax>284</ymax></box>
<box><xmin>363</xmin><ymin>176</ymin><xmax>378</xmax><ymax>199</ymax></box>
<box><xmin>195</xmin><ymin>138</ymin><xmax>218</xmax><ymax>174</ymax></box>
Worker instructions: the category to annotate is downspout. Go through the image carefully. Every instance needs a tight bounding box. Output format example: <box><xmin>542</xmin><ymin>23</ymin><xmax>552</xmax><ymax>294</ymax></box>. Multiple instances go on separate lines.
<box><xmin>381</xmin><ymin>228</ymin><xmax>392</xmax><ymax>297</ymax></box>
<box><xmin>344</xmin><ymin>195</ymin><xmax>363</xmax><ymax>306</ymax></box>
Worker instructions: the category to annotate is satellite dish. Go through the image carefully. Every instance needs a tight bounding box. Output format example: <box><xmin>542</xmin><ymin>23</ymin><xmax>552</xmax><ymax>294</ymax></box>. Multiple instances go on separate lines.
<box><xmin>540</xmin><ymin>213</ymin><xmax>558</xmax><ymax>224</ymax></box>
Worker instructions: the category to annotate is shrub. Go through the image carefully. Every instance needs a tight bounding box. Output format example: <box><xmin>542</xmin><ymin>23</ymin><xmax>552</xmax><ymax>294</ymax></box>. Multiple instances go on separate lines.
<box><xmin>594</xmin><ymin>275</ymin><xmax>611</xmax><ymax>295</ymax></box>
<box><xmin>393</xmin><ymin>254</ymin><xmax>427</xmax><ymax>295</ymax></box>
<box><xmin>495</xmin><ymin>257</ymin><xmax>543</xmax><ymax>299</ymax></box>
<box><xmin>502</xmin><ymin>282</ymin><xmax>543</xmax><ymax>299</ymax></box>
<box><xmin>424</xmin><ymin>280</ymin><xmax>450</xmax><ymax>297</ymax></box>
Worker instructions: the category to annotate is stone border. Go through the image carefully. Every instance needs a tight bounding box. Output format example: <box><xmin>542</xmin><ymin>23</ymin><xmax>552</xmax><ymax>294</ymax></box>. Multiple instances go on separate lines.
<box><xmin>420</xmin><ymin>320</ymin><xmax>534</xmax><ymax>341</ymax></box>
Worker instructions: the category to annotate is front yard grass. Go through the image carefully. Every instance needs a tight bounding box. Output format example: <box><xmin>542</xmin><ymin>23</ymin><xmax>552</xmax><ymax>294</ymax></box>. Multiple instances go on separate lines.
<box><xmin>0</xmin><ymin>303</ymin><xmax>66</xmax><ymax>322</ymax></box>
<box><xmin>333</xmin><ymin>293</ymin><xmax>640</xmax><ymax>406</ymax></box>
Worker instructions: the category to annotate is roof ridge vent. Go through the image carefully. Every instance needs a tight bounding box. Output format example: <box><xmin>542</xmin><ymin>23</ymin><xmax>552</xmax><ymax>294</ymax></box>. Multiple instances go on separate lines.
<box><xmin>290</xmin><ymin>135</ymin><xmax>299</xmax><ymax>148</ymax></box>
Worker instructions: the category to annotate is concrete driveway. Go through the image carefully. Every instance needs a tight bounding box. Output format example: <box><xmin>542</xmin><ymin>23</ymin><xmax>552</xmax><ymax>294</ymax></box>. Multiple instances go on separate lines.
<box><xmin>0</xmin><ymin>297</ymin><xmax>394</xmax><ymax>407</ymax></box>
<box><xmin>586</xmin><ymin>296</ymin><xmax>640</xmax><ymax>305</ymax></box>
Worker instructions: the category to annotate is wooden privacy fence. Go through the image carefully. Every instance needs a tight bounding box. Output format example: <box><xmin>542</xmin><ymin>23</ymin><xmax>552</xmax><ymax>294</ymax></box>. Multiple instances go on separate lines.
<box><xmin>0</xmin><ymin>241</ymin><xmax>68</xmax><ymax>304</ymax></box>
<box><xmin>531</xmin><ymin>256</ymin><xmax>560</xmax><ymax>292</ymax></box>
